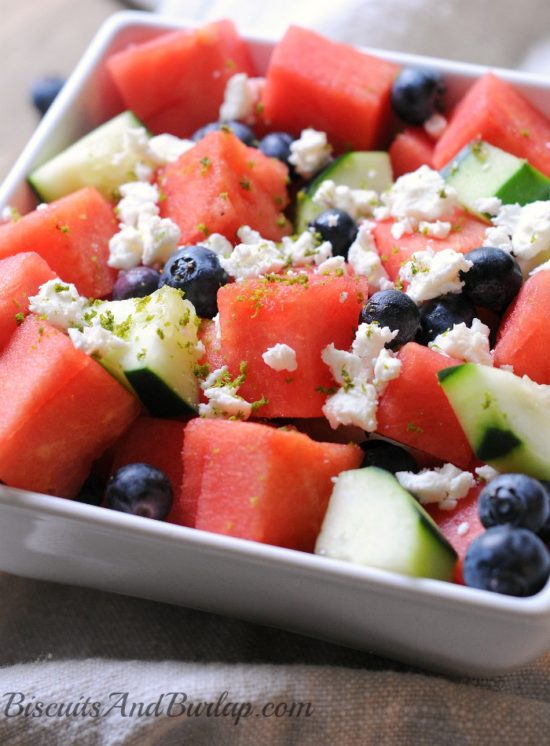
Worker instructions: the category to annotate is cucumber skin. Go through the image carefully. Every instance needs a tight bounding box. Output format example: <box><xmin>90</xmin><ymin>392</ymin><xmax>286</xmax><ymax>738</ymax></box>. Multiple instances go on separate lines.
<box><xmin>125</xmin><ymin>368</ymin><xmax>197</xmax><ymax>418</ymax></box>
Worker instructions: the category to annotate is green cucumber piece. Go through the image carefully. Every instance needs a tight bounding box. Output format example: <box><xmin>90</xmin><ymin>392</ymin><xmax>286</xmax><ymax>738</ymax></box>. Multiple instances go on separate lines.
<box><xmin>89</xmin><ymin>286</ymin><xmax>201</xmax><ymax>416</ymax></box>
<box><xmin>295</xmin><ymin>151</ymin><xmax>393</xmax><ymax>232</ymax></box>
<box><xmin>439</xmin><ymin>363</ymin><xmax>550</xmax><ymax>479</ymax></box>
<box><xmin>28</xmin><ymin>111</ymin><xmax>150</xmax><ymax>202</ymax></box>
<box><xmin>314</xmin><ymin>466</ymin><xmax>457</xmax><ymax>581</ymax></box>
<box><xmin>442</xmin><ymin>140</ymin><xmax>550</xmax><ymax>220</ymax></box>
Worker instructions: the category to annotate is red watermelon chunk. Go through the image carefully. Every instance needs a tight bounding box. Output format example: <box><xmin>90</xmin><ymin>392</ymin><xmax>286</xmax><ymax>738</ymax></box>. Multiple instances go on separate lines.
<box><xmin>217</xmin><ymin>273</ymin><xmax>369</xmax><ymax>418</ymax></box>
<box><xmin>106</xmin><ymin>20</ymin><xmax>256</xmax><ymax>137</ymax></box>
<box><xmin>433</xmin><ymin>73</ymin><xmax>550</xmax><ymax>177</ymax></box>
<box><xmin>389</xmin><ymin>127</ymin><xmax>435</xmax><ymax>178</ymax></box>
<box><xmin>158</xmin><ymin>130</ymin><xmax>291</xmax><ymax>244</ymax></box>
<box><xmin>110</xmin><ymin>416</ymin><xmax>186</xmax><ymax>524</ymax></box>
<box><xmin>372</xmin><ymin>208</ymin><xmax>487</xmax><ymax>281</ymax></box>
<box><xmin>493</xmin><ymin>270</ymin><xmax>550</xmax><ymax>383</ymax></box>
<box><xmin>0</xmin><ymin>187</ymin><xmax>117</xmax><ymax>298</ymax></box>
<box><xmin>0</xmin><ymin>317</ymin><xmax>140</xmax><ymax>497</ymax></box>
<box><xmin>376</xmin><ymin>342</ymin><xmax>473</xmax><ymax>469</ymax></box>
<box><xmin>179</xmin><ymin>418</ymin><xmax>362</xmax><ymax>551</ymax></box>
<box><xmin>261</xmin><ymin>25</ymin><xmax>399</xmax><ymax>152</ymax></box>
<box><xmin>0</xmin><ymin>253</ymin><xmax>55</xmax><ymax>351</ymax></box>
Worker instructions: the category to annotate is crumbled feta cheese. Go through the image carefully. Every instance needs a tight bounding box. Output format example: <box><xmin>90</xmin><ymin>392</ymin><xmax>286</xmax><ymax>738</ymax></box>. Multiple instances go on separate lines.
<box><xmin>423</xmin><ymin>113</ymin><xmax>447</xmax><ymax>140</ymax></box>
<box><xmin>399</xmin><ymin>247</ymin><xmax>472</xmax><ymax>304</ymax></box>
<box><xmin>391</xmin><ymin>216</ymin><xmax>417</xmax><ymax>240</ymax></box>
<box><xmin>202</xmin><ymin>233</ymin><xmax>233</xmax><ymax>258</ymax></box>
<box><xmin>262</xmin><ymin>343</ymin><xmax>298</xmax><ymax>372</ymax></box>
<box><xmin>376</xmin><ymin>165</ymin><xmax>458</xmax><ymax>223</ymax></box>
<box><xmin>475</xmin><ymin>196</ymin><xmax>502</xmax><ymax>216</ymax></box>
<box><xmin>219</xmin><ymin>73</ymin><xmax>263</xmax><ymax>123</ymax></box>
<box><xmin>396</xmin><ymin>463</ymin><xmax>476</xmax><ymax>511</ymax></box>
<box><xmin>457</xmin><ymin>522</ymin><xmax>470</xmax><ymax>536</ymax></box>
<box><xmin>116</xmin><ymin>181</ymin><xmax>159</xmax><ymax>227</ymax></box>
<box><xmin>347</xmin><ymin>221</ymin><xmax>392</xmax><ymax>291</ymax></box>
<box><xmin>316</xmin><ymin>255</ymin><xmax>347</xmax><ymax>275</ymax></box>
<box><xmin>146</xmin><ymin>133</ymin><xmax>194</xmax><ymax>164</ymax></box>
<box><xmin>321</xmin><ymin>323</ymin><xmax>400</xmax><ymax>431</ymax></box>
<box><xmin>485</xmin><ymin>201</ymin><xmax>550</xmax><ymax>264</ymax></box>
<box><xmin>281</xmin><ymin>231</ymin><xmax>332</xmax><ymax>267</ymax></box>
<box><xmin>212</xmin><ymin>313</ymin><xmax>221</xmax><ymax>341</ymax></box>
<box><xmin>68</xmin><ymin>325</ymin><xmax>127</xmax><ymax>356</ymax></box>
<box><xmin>288</xmin><ymin>128</ymin><xmax>332</xmax><ymax>179</ymax></box>
<box><xmin>312</xmin><ymin>179</ymin><xmax>379</xmax><ymax>219</ymax></box>
<box><xmin>28</xmin><ymin>279</ymin><xmax>88</xmax><ymax>330</ymax></box>
<box><xmin>475</xmin><ymin>464</ymin><xmax>499</xmax><ymax>483</ymax></box>
<box><xmin>108</xmin><ymin>225</ymin><xmax>144</xmax><ymax>270</ymax></box>
<box><xmin>198</xmin><ymin>365</ymin><xmax>252</xmax><ymax>420</ymax></box>
<box><xmin>418</xmin><ymin>220</ymin><xmax>452</xmax><ymax>239</ymax></box>
<box><xmin>220</xmin><ymin>232</ymin><xmax>286</xmax><ymax>282</ymax></box>
<box><xmin>429</xmin><ymin>318</ymin><xmax>493</xmax><ymax>366</ymax></box>
<box><xmin>139</xmin><ymin>215</ymin><xmax>181</xmax><ymax>266</ymax></box>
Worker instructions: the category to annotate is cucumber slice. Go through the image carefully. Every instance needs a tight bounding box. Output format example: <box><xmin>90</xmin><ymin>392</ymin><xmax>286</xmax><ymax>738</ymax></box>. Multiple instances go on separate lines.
<box><xmin>314</xmin><ymin>466</ymin><xmax>456</xmax><ymax>580</ymax></box>
<box><xmin>441</xmin><ymin>140</ymin><xmax>550</xmax><ymax>220</ymax></box>
<box><xmin>439</xmin><ymin>363</ymin><xmax>550</xmax><ymax>479</ymax></box>
<box><xmin>88</xmin><ymin>286</ymin><xmax>200</xmax><ymax>417</ymax></box>
<box><xmin>295</xmin><ymin>151</ymin><xmax>393</xmax><ymax>232</ymax></box>
<box><xmin>28</xmin><ymin>111</ymin><xmax>150</xmax><ymax>202</ymax></box>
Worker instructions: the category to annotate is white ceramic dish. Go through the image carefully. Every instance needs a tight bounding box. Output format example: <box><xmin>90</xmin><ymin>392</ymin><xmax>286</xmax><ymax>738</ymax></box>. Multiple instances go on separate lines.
<box><xmin>1</xmin><ymin>10</ymin><xmax>550</xmax><ymax>677</ymax></box>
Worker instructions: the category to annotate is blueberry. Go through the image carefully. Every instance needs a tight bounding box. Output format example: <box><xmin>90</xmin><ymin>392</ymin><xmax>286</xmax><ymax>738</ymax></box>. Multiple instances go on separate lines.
<box><xmin>391</xmin><ymin>67</ymin><xmax>446</xmax><ymax>125</ymax></box>
<box><xmin>478</xmin><ymin>474</ymin><xmax>550</xmax><ymax>533</ymax></box>
<box><xmin>30</xmin><ymin>75</ymin><xmax>65</xmax><ymax>116</ymax></box>
<box><xmin>417</xmin><ymin>293</ymin><xmax>476</xmax><ymax>344</ymax></box>
<box><xmin>463</xmin><ymin>525</ymin><xmax>550</xmax><ymax>596</ymax></box>
<box><xmin>309</xmin><ymin>209</ymin><xmax>358</xmax><ymax>257</ymax></box>
<box><xmin>258</xmin><ymin>132</ymin><xmax>294</xmax><ymax>166</ymax></box>
<box><xmin>159</xmin><ymin>246</ymin><xmax>229</xmax><ymax>318</ymax></box>
<box><xmin>359</xmin><ymin>289</ymin><xmax>420</xmax><ymax>350</ymax></box>
<box><xmin>112</xmin><ymin>266</ymin><xmax>161</xmax><ymax>301</ymax></box>
<box><xmin>105</xmin><ymin>463</ymin><xmax>173</xmax><ymax>521</ymax></box>
<box><xmin>360</xmin><ymin>440</ymin><xmax>418</xmax><ymax>474</ymax></box>
<box><xmin>535</xmin><ymin>481</ymin><xmax>550</xmax><ymax>543</ymax></box>
<box><xmin>460</xmin><ymin>247</ymin><xmax>523</xmax><ymax>312</ymax></box>
<box><xmin>191</xmin><ymin>120</ymin><xmax>257</xmax><ymax>146</ymax></box>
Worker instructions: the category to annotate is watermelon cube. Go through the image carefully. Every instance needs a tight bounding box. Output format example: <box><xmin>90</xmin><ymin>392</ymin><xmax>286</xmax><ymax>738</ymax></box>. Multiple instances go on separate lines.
<box><xmin>389</xmin><ymin>127</ymin><xmax>435</xmax><ymax>178</ymax></box>
<box><xmin>261</xmin><ymin>25</ymin><xmax>399</xmax><ymax>152</ymax></box>
<box><xmin>217</xmin><ymin>273</ymin><xmax>369</xmax><ymax>418</ymax></box>
<box><xmin>106</xmin><ymin>20</ymin><xmax>256</xmax><ymax>137</ymax></box>
<box><xmin>0</xmin><ymin>317</ymin><xmax>140</xmax><ymax>497</ymax></box>
<box><xmin>0</xmin><ymin>187</ymin><xmax>117</xmax><ymax>298</ymax></box>
<box><xmin>158</xmin><ymin>130</ymin><xmax>291</xmax><ymax>244</ymax></box>
<box><xmin>178</xmin><ymin>418</ymin><xmax>362</xmax><ymax>551</ymax></box>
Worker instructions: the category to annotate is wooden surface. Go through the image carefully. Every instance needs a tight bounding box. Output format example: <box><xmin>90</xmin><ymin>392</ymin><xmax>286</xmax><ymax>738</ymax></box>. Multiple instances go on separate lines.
<box><xmin>0</xmin><ymin>0</ymin><xmax>127</xmax><ymax>181</ymax></box>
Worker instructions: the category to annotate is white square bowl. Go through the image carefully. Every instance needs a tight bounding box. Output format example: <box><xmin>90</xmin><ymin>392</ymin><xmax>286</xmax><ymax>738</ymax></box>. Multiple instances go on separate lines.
<box><xmin>1</xmin><ymin>10</ymin><xmax>550</xmax><ymax>677</ymax></box>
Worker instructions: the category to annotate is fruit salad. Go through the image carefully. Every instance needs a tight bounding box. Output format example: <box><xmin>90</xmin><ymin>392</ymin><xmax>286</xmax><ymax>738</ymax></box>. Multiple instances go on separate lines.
<box><xmin>2</xmin><ymin>20</ymin><xmax>550</xmax><ymax>599</ymax></box>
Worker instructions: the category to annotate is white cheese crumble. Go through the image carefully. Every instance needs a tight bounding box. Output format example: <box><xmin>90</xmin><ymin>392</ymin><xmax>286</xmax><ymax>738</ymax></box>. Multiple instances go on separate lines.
<box><xmin>312</xmin><ymin>179</ymin><xmax>379</xmax><ymax>219</ymax></box>
<box><xmin>68</xmin><ymin>325</ymin><xmax>128</xmax><ymax>356</ymax></box>
<box><xmin>475</xmin><ymin>464</ymin><xmax>499</xmax><ymax>482</ymax></box>
<box><xmin>288</xmin><ymin>129</ymin><xmax>332</xmax><ymax>179</ymax></box>
<box><xmin>145</xmin><ymin>133</ymin><xmax>195</xmax><ymax>164</ymax></box>
<box><xmin>418</xmin><ymin>220</ymin><xmax>452</xmax><ymax>239</ymax></box>
<box><xmin>423</xmin><ymin>113</ymin><xmax>447</xmax><ymax>140</ymax></box>
<box><xmin>198</xmin><ymin>365</ymin><xmax>253</xmax><ymax>420</ymax></box>
<box><xmin>347</xmin><ymin>221</ymin><xmax>392</xmax><ymax>291</ymax></box>
<box><xmin>428</xmin><ymin>318</ymin><xmax>493</xmax><ymax>366</ymax></box>
<box><xmin>28</xmin><ymin>279</ymin><xmax>88</xmax><ymax>330</ymax></box>
<box><xmin>321</xmin><ymin>323</ymin><xmax>401</xmax><ymax>431</ymax></box>
<box><xmin>396</xmin><ymin>463</ymin><xmax>476</xmax><ymax>511</ymax></box>
<box><xmin>315</xmin><ymin>256</ymin><xmax>347</xmax><ymax>275</ymax></box>
<box><xmin>108</xmin><ymin>214</ymin><xmax>181</xmax><ymax>270</ymax></box>
<box><xmin>219</xmin><ymin>73</ymin><xmax>264</xmax><ymax>123</ymax></box>
<box><xmin>115</xmin><ymin>181</ymin><xmax>159</xmax><ymax>228</ymax></box>
<box><xmin>399</xmin><ymin>247</ymin><xmax>472</xmax><ymax>304</ymax></box>
<box><xmin>475</xmin><ymin>196</ymin><xmax>502</xmax><ymax>217</ymax></box>
<box><xmin>485</xmin><ymin>201</ymin><xmax>550</xmax><ymax>266</ymax></box>
<box><xmin>262</xmin><ymin>343</ymin><xmax>298</xmax><ymax>372</ymax></box>
<box><xmin>457</xmin><ymin>522</ymin><xmax>470</xmax><ymax>536</ymax></box>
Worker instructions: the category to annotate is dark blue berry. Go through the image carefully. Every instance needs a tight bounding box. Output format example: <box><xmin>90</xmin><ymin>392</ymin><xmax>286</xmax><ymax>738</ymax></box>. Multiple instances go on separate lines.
<box><xmin>360</xmin><ymin>440</ymin><xmax>418</xmax><ymax>474</ymax></box>
<box><xmin>191</xmin><ymin>120</ymin><xmax>257</xmax><ymax>146</ymax></box>
<box><xmin>31</xmin><ymin>75</ymin><xmax>65</xmax><ymax>116</ymax></box>
<box><xmin>359</xmin><ymin>289</ymin><xmax>421</xmax><ymax>350</ymax></box>
<box><xmin>463</xmin><ymin>525</ymin><xmax>550</xmax><ymax>596</ymax></box>
<box><xmin>258</xmin><ymin>132</ymin><xmax>294</xmax><ymax>166</ymax></box>
<box><xmin>478</xmin><ymin>474</ymin><xmax>550</xmax><ymax>532</ymax></box>
<box><xmin>460</xmin><ymin>247</ymin><xmax>523</xmax><ymax>312</ymax></box>
<box><xmin>538</xmin><ymin>481</ymin><xmax>550</xmax><ymax>543</ymax></box>
<box><xmin>112</xmin><ymin>266</ymin><xmax>161</xmax><ymax>301</ymax></box>
<box><xmin>391</xmin><ymin>67</ymin><xmax>446</xmax><ymax>125</ymax></box>
<box><xmin>159</xmin><ymin>246</ymin><xmax>229</xmax><ymax>318</ymax></box>
<box><xmin>310</xmin><ymin>209</ymin><xmax>358</xmax><ymax>257</ymax></box>
<box><xmin>105</xmin><ymin>463</ymin><xmax>173</xmax><ymax>521</ymax></box>
<box><xmin>417</xmin><ymin>293</ymin><xmax>476</xmax><ymax>345</ymax></box>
